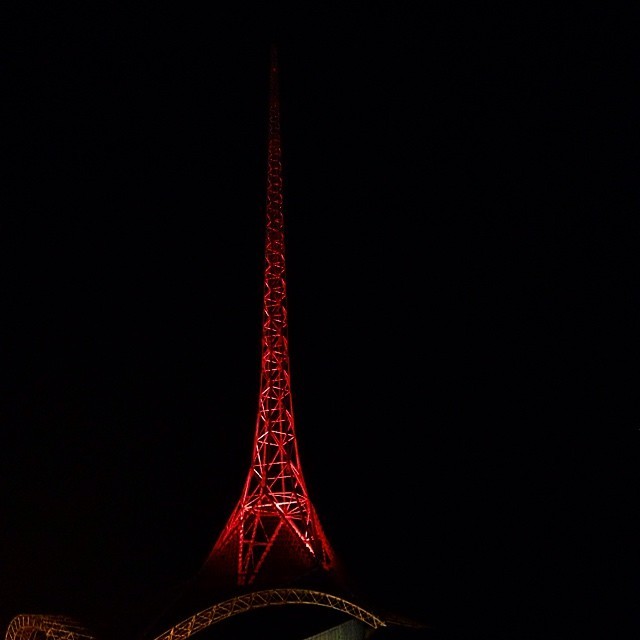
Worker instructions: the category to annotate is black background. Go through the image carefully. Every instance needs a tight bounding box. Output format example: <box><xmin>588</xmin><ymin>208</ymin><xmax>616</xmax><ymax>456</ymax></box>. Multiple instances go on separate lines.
<box><xmin>2</xmin><ymin>4</ymin><xmax>638</xmax><ymax>639</ymax></box>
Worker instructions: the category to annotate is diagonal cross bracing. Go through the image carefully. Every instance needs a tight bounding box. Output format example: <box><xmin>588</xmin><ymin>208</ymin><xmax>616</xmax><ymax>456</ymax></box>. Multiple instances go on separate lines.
<box><xmin>201</xmin><ymin>46</ymin><xmax>340</xmax><ymax>589</ymax></box>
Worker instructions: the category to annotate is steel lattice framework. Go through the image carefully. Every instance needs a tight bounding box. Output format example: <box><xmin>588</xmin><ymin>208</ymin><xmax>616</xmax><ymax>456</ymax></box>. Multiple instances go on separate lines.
<box><xmin>152</xmin><ymin>589</ymin><xmax>386</xmax><ymax>640</ymax></box>
<box><xmin>201</xmin><ymin>46</ymin><xmax>340</xmax><ymax>589</ymax></box>
<box><xmin>2</xmin><ymin>47</ymin><xmax>412</xmax><ymax>640</ymax></box>
<box><xmin>5</xmin><ymin>616</ymin><xmax>96</xmax><ymax>640</ymax></box>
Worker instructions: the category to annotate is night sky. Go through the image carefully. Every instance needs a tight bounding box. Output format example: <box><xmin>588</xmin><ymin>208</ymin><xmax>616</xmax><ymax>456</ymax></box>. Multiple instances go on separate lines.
<box><xmin>2</xmin><ymin>4</ymin><xmax>638</xmax><ymax>640</ymax></box>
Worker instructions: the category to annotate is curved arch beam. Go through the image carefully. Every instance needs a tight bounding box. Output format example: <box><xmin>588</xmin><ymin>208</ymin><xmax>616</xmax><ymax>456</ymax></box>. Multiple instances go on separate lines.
<box><xmin>5</xmin><ymin>615</ymin><xmax>96</xmax><ymax>640</ymax></box>
<box><xmin>153</xmin><ymin>588</ymin><xmax>387</xmax><ymax>640</ymax></box>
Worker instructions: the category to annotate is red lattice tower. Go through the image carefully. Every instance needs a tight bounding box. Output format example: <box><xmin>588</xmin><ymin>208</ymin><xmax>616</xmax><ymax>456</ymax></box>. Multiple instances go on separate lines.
<box><xmin>200</xmin><ymin>47</ymin><xmax>342</xmax><ymax>591</ymax></box>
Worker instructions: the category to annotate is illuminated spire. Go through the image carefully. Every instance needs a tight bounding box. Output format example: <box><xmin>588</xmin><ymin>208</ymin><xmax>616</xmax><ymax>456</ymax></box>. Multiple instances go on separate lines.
<box><xmin>200</xmin><ymin>45</ymin><xmax>342</xmax><ymax>591</ymax></box>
